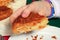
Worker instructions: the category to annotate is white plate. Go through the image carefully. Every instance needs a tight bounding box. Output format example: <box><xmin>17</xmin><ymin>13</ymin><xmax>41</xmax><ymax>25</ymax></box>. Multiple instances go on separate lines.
<box><xmin>9</xmin><ymin>25</ymin><xmax>60</xmax><ymax>40</ymax></box>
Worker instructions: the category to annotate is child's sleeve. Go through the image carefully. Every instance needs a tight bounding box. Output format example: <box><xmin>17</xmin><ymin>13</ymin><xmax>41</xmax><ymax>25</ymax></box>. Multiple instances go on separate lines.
<box><xmin>50</xmin><ymin>0</ymin><xmax>60</xmax><ymax>18</ymax></box>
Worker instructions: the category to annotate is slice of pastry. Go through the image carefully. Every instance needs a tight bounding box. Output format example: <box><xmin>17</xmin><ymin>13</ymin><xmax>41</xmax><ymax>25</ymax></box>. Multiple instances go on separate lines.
<box><xmin>0</xmin><ymin>6</ymin><xmax>13</xmax><ymax>20</ymax></box>
<box><xmin>0</xmin><ymin>0</ymin><xmax>13</xmax><ymax>21</ymax></box>
<box><xmin>0</xmin><ymin>0</ymin><xmax>13</xmax><ymax>6</ymax></box>
<box><xmin>12</xmin><ymin>12</ymin><xmax>48</xmax><ymax>34</ymax></box>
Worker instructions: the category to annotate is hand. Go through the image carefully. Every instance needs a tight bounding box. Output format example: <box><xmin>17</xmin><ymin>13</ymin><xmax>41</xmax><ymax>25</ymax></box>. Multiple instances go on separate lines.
<box><xmin>10</xmin><ymin>1</ymin><xmax>51</xmax><ymax>23</ymax></box>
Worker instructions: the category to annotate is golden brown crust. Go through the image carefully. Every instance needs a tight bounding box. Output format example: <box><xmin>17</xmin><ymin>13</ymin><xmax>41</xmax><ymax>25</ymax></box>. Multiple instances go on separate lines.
<box><xmin>0</xmin><ymin>0</ymin><xmax>14</xmax><ymax>6</ymax></box>
<box><xmin>12</xmin><ymin>12</ymin><xmax>48</xmax><ymax>34</ymax></box>
<box><xmin>0</xmin><ymin>6</ymin><xmax>13</xmax><ymax>21</ymax></box>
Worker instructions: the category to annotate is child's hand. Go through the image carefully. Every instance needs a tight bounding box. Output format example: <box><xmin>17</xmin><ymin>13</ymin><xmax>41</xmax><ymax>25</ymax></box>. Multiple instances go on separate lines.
<box><xmin>10</xmin><ymin>1</ymin><xmax>51</xmax><ymax>23</ymax></box>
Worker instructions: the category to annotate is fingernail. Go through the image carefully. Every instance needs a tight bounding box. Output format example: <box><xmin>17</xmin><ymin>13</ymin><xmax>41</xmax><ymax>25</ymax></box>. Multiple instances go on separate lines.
<box><xmin>22</xmin><ymin>10</ymin><xmax>30</xmax><ymax>18</ymax></box>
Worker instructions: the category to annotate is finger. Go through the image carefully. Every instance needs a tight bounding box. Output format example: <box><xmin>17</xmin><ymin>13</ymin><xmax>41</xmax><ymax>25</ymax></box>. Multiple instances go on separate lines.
<box><xmin>22</xmin><ymin>8</ymin><xmax>31</xmax><ymax>18</ymax></box>
<box><xmin>10</xmin><ymin>5</ymin><xmax>28</xmax><ymax>23</ymax></box>
<box><xmin>38</xmin><ymin>11</ymin><xmax>44</xmax><ymax>16</ymax></box>
<box><xmin>22</xmin><ymin>5</ymin><xmax>34</xmax><ymax>18</ymax></box>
